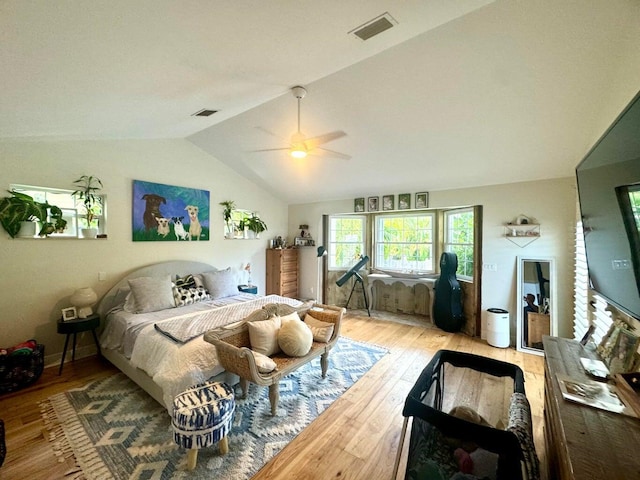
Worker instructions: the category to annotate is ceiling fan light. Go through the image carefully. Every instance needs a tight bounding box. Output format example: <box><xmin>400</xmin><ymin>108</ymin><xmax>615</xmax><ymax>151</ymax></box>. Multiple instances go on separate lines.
<box><xmin>291</xmin><ymin>147</ymin><xmax>307</xmax><ymax>159</ymax></box>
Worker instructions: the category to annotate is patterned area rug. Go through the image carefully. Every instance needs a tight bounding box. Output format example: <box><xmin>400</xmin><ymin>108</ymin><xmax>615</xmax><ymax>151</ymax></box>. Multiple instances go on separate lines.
<box><xmin>41</xmin><ymin>337</ymin><xmax>387</xmax><ymax>479</ymax></box>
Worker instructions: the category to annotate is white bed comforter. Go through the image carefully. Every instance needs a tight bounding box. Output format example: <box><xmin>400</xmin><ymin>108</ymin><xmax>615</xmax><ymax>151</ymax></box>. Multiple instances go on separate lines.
<box><xmin>100</xmin><ymin>294</ymin><xmax>303</xmax><ymax>408</ymax></box>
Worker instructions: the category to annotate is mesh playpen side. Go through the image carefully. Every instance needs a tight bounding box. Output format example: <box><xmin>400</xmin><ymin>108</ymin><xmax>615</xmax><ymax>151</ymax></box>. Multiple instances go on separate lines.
<box><xmin>392</xmin><ymin>350</ymin><xmax>539</xmax><ymax>480</ymax></box>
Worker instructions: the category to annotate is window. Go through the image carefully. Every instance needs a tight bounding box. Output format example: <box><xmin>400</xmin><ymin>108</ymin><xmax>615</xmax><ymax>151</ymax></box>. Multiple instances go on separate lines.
<box><xmin>374</xmin><ymin>212</ymin><xmax>435</xmax><ymax>274</ymax></box>
<box><xmin>11</xmin><ymin>184</ymin><xmax>107</xmax><ymax>237</ymax></box>
<box><xmin>328</xmin><ymin>215</ymin><xmax>366</xmax><ymax>270</ymax></box>
<box><xmin>444</xmin><ymin>208</ymin><xmax>474</xmax><ymax>279</ymax></box>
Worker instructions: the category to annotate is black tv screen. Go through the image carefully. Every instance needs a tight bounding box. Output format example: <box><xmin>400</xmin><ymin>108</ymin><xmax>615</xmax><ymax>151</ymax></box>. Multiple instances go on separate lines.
<box><xmin>576</xmin><ymin>91</ymin><xmax>640</xmax><ymax>319</ymax></box>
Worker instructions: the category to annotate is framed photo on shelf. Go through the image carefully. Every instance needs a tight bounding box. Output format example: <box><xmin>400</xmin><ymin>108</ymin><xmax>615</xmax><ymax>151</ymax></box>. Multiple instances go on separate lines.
<box><xmin>61</xmin><ymin>306</ymin><xmax>77</xmax><ymax>322</ymax></box>
<box><xmin>368</xmin><ymin>196</ymin><xmax>379</xmax><ymax>212</ymax></box>
<box><xmin>354</xmin><ymin>197</ymin><xmax>365</xmax><ymax>212</ymax></box>
<box><xmin>382</xmin><ymin>195</ymin><xmax>394</xmax><ymax>211</ymax></box>
<box><xmin>398</xmin><ymin>193</ymin><xmax>411</xmax><ymax>209</ymax></box>
<box><xmin>609</xmin><ymin>328</ymin><xmax>640</xmax><ymax>374</ymax></box>
<box><xmin>415</xmin><ymin>192</ymin><xmax>429</xmax><ymax>209</ymax></box>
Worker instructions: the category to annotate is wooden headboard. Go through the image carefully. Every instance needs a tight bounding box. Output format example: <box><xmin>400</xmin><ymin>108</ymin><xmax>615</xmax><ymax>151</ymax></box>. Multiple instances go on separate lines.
<box><xmin>96</xmin><ymin>260</ymin><xmax>218</xmax><ymax>317</ymax></box>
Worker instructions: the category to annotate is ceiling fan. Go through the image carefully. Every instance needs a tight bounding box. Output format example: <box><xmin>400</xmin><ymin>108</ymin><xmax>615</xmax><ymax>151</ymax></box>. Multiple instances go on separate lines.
<box><xmin>255</xmin><ymin>86</ymin><xmax>350</xmax><ymax>160</ymax></box>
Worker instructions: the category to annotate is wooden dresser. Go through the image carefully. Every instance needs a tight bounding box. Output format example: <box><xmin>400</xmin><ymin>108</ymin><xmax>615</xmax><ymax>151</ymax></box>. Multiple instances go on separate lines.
<box><xmin>543</xmin><ymin>336</ymin><xmax>640</xmax><ymax>479</ymax></box>
<box><xmin>266</xmin><ymin>248</ymin><xmax>298</xmax><ymax>298</ymax></box>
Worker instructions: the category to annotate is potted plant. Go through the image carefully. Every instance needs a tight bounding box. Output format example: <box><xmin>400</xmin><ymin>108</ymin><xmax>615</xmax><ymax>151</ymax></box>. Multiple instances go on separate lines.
<box><xmin>245</xmin><ymin>213</ymin><xmax>268</xmax><ymax>238</ymax></box>
<box><xmin>72</xmin><ymin>175</ymin><xmax>103</xmax><ymax>238</ymax></box>
<box><xmin>219</xmin><ymin>200</ymin><xmax>236</xmax><ymax>238</ymax></box>
<box><xmin>0</xmin><ymin>190</ymin><xmax>67</xmax><ymax>238</ymax></box>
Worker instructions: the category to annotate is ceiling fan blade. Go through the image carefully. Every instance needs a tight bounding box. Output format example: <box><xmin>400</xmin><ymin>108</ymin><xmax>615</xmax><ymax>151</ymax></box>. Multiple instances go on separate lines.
<box><xmin>313</xmin><ymin>147</ymin><xmax>351</xmax><ymax>160</ymax></box>
<box><xmin>304</xmin><ymin>130</ymin><xmax>347</xmax><ymax>149</ymax></box>
<box><xmin>251</xmin><ymin>147</ymin><xmax>290</xmax><ymax>153</ymax></box>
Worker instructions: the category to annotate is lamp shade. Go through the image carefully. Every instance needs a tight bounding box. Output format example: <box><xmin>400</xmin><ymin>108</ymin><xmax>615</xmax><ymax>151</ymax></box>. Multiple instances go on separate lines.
<box><xmin>70</xmin><ymin>287</ymin><xmax>98</xmax><ymax>318</ymax></box>
<box><xmin>317</xmin><ymin>246</ymin><xmax>326</xmax><ymax>257</ymax></box>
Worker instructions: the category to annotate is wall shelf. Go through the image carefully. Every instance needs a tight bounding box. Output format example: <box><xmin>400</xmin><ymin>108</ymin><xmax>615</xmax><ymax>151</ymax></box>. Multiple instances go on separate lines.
<box><xmin>504</xmin><ymin>223</ymin><xmax>540</xmax><ymax>247</ymax></box>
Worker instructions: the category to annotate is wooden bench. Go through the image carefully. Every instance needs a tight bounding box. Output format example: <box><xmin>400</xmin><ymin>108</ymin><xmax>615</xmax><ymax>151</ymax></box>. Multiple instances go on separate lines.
<box><xmin>204</xmin><ymin>302</ymin><xmax>345</xmax><ymax>415</ymax></box>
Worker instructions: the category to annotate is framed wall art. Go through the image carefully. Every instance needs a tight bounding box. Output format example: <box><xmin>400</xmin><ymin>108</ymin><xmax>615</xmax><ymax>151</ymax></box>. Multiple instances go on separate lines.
<box><xmin>382</xmin><ymin>195</ymin><xmax>394</xmax><ymax>211</ymax></box>
<box><xmin>132</xmin><ymin>180</ymin><xmax>210</xmax><ymax>242</ymax></box>
<box><xmin>415</xmin><ymin>192</ymin><xmax>429</xmax><ymax>209</ymax></box>
<box><xmin>368</xmin><ymin>196</ymin><xmax>379</xmax><ymax>212</ymax></box>
<box><xmin>354</xmin><ymin>197</ymin><xmax>365</xmax><ymax>212</ymax></box>
<box><xmin>398</xmin><ymin>193</ymin><xmax>411</xmax><ymax>209</ymax></box>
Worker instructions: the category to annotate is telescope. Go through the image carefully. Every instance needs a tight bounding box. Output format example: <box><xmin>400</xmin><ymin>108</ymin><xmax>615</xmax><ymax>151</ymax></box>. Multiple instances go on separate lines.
<box><xmin>335</xmin><ymin>255</ymin><xmax>370</xmax><ymax>316</ymax></box>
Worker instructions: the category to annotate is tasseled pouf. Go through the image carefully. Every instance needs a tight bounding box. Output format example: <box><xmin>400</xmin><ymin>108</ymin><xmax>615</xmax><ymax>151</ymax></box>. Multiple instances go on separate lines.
<box><xmin>172</xmin><ymin>381</ymin><xmax>235</xmax><ymax>470</ymax></box>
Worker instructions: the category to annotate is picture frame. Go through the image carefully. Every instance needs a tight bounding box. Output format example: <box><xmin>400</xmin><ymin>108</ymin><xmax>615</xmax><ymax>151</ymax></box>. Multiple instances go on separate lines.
<box><xmin>415</xmin><ymin>192</ymin><xmax>429</xmax><ymax>209</ymax></box>
<box><xmin>398</xmin><ymin>193</ymin><xmax>411</xmax><ymax>210</ymax></box>
<box><xmin>354</xmin><ymin>197</ymin><xmax>365</xmax><ymax>213</ymax></box>
<box><xmin>368</xmin><ymin>196</ymin><xmax>379</xmax><ymax>212</ymax></box>
<box><xmin>382</xmin><ymin>195</ymin><xmax>394</xmax><ymax>211</ymax></box>
<box><xmin>609</xmin><ymin>328</ymin><xmax>639</xmax><ymax>374</ymax></box>
<box><xmin>61</xmin><ymin>306</ymin><xmax>77</xmax><ymax>322</ymax></box>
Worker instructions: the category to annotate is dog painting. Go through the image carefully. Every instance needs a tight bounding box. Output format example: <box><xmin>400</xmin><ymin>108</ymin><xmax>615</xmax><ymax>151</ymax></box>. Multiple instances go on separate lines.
<box><xmin>132</xmin><ymin>180</ymin><xmax>210</xmax><ymax>242</ymax></box>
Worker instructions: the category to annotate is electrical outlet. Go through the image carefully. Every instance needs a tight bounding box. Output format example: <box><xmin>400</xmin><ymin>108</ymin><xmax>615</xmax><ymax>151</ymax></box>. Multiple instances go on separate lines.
<box><xmin>483</xmin><ymin>263</ymin><xmax>498</xmax><ymax>271</ymax></box>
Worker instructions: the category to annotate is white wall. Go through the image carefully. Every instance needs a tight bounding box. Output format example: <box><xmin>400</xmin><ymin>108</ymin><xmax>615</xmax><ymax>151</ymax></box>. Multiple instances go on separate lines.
<box><xmin>0</xmin><ymin>139</ymin><xmax>288</xmax><ymax>360</ymax></box>
<box><xmin>290</xmin><ymin>177</ymin><xmax>577</xmax><ymax>341</ymax></box>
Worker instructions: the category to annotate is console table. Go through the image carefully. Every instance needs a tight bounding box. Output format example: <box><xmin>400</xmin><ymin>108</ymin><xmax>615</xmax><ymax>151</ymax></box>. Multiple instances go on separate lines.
<box><xmin>543</xmin><ymin>336</ymin><xmax>640</xmax><ymax>479</ymax></box>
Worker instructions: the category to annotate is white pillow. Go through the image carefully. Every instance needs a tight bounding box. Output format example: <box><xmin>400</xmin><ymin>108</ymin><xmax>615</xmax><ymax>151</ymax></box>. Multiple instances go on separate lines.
<box><xmin>201</xmin><ymin>268</ymin><xmax>238</xmax><ymax>299</ymax></box>
<box><xmin>248</xmin><ymin>316</ymin><xmax>282</xmax><ymax>356</ymax></box>
<box><xmin>126</xmin><ymin>275</ymin><xmax>175</xmax><ymax>313</ymax></box>
<box><xmin>280</xmin><ymin>311</ymin><xmax>302</xmax><ymax>324</ymax></box>
<box><xmin>251</xmin><ymin>350</ymin><xmax>277</xmax><ymax>373</ymax></box>
<box><xmin>304</xmin><ymin>313</ymin><xmax>335</xmax><ymax>343</ymax></box>
<box><xmin>278</xmin><ymin>319</ymin><xmax>313</xmax><ymax>357</ymax></box>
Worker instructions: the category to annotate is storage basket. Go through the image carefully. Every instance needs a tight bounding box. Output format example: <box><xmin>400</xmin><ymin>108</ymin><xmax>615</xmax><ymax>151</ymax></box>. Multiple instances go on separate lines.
<box><xmin>0</xmin><ymin>341</ymin><xmax>45</xmax><ymax>394</ymax></box>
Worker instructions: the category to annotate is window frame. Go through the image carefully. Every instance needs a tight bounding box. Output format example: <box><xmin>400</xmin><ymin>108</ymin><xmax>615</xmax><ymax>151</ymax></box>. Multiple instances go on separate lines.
<box><xmin>443</xmin><ymin>207</ymin><xmax>474</xmax><ymax>280</ymax></box>
<box><xmin>10</xmin><ymin>183</ymin><xmax>107</xmax><ymax>237</ymax></box>
<box><xmin>372</xmin><ymin>211</ymin><xmax>436</xmax><ymax>275</ymax></box>
<box><xmin>327</xmin><ymin>214</ymin><xmax>366</xmax><ymax>271</ymax></box>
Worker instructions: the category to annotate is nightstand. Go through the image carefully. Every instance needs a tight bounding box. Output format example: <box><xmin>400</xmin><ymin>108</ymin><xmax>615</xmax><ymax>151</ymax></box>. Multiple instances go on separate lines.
<box><xmin>57</xmin><ymin>313</ymin><xmax>101</xmax><ymax>375</ymax></box>
<box><xmin>238</xmin><ymin>284</ymin><xmax>258</xmax><ymax>294</ymax></box>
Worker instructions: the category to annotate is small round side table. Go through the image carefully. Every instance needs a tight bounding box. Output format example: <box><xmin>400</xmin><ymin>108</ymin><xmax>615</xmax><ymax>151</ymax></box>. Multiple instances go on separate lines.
<box><xmin>57</xmin><ymin>313</ymin><xmax>101</xmax><ymax>375</ymax></box>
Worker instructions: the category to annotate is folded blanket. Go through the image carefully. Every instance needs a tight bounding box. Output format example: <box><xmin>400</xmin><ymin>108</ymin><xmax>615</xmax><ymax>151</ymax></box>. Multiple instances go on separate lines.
<box><xmin>154</xmin><ymin>295</ymin><xmax>303</xmax><ymax>343</ymax></box>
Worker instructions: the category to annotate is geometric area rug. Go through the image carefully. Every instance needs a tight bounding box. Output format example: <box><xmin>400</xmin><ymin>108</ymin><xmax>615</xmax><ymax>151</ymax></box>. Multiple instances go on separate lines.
<box><xmin>40</xmin><ymin>337</ymin><xmax>387</xmax><ymax>479</ymax></box>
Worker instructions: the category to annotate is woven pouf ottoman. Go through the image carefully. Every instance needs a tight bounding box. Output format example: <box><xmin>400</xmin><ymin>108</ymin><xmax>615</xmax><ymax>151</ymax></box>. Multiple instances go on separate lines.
<box><xmin>172</xmin><ymin>381</ymin><xmax>235</xmax><ymax>470</ymax></box>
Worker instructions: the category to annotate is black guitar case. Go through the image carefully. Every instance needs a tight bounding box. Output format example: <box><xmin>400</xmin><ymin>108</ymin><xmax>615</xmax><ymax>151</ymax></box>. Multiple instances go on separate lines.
<box><xmin>433</xmin><ymin>252</ymin><xmax>464</xmax><ymax>332</ymax></box>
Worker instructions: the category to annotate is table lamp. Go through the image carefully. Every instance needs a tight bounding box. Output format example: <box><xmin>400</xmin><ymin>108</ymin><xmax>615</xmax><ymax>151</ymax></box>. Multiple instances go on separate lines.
<box><xmin>70</xmin><ymin>287</ymin><xmax>98</xmax><ymax>318</ymax></box>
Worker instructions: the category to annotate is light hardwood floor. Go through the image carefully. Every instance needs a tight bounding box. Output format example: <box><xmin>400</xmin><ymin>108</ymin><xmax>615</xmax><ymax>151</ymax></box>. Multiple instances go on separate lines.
<box><xmin>0</xmin><ymin>310</ymin><xmax>546</xmax><ymax>479</ymax></box>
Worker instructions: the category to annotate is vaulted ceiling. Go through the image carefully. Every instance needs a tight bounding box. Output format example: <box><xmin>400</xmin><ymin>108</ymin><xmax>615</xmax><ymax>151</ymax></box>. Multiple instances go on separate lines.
<box><xmin>2</xmin><ymin>1</ymin><xmax>639</xmax><ymax>204</ymax></box>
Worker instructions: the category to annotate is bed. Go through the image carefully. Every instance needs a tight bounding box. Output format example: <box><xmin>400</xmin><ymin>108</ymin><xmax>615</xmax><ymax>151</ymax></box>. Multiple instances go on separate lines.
<box><xmin>96</xmin><ymin>260</ymin><xmax>307</xmax><ymax>411</ymax></box>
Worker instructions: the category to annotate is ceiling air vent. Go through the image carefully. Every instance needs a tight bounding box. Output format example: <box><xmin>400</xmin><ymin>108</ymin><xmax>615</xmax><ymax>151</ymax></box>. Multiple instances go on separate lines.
<box><xmin>350</xmin><ymin>13</ymin><xmax>396</xmax><ymax>41</ymax></box>
<box><xmin>192</xmin><ymin>109</ymin><xmax>218</xmax><ymax>117</ymax></box>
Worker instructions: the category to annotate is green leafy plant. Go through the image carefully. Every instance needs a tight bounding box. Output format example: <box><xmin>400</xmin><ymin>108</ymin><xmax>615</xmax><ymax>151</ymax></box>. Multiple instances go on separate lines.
<box><xmin>0</xmin><ymin>190</ymin><xmax>67</xmax><ymax>238</ymax></box>
<box><xmin>245</xmin><ymin>213</ymin><xmax>268</xmax><ymax>235</ymax></box>
<box><xmin>72</xmin><ymin>175</ymin><xmax>103</xmax><ymax>227</ymax></box>
<box><xmin>219</xmin><ymin>200</ymin><xmax>236</xmax><ymax>235</ymax></box>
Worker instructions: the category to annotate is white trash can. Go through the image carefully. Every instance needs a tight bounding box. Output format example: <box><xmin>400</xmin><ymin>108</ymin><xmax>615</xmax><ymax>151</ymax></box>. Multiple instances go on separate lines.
<box><xmin>486</xmin><ymin>308</ymin><xmax>510</xmax><ymax>348</ymax></box>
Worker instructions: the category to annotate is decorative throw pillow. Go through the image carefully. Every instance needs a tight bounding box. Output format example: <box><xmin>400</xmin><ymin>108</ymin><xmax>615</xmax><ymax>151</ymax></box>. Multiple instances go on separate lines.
<box><xmin>201</xmin><ymin>268</ymin><xmax>238</xmax><ymax>300</ymax></box>
<box><xmin>173</xmin><ymin>285</ymin><xmax>211</xmax><ymax>307</ymax></box>
<box><xmin>248</xmin><ymin>316</ymin><xmax>282</xmax><ymax>356</ymax></box>
<box><xmin>126</xmin><ymin>275</ymin><xmax>175</xmax><ymax>313</ymax></box>
<box><xmin>278</xmin><ymin>319</ymin><xmax>313</xmax><ymax>357</ymax></box>
<box><xmin>280</xmin><ymin>311</ymin><xmax>302</xmax><ymax>324</ymax></box>
<box><xmin>251</xmin><ymin>350</ymin><xmax>277</xmax><ymax>373</ymax></box>
<box><xmin>174</xmin><ymin>274</ymin><xmax>197</xmax><ymax>289</ymax></box>
<box><xmin>304</xmin><ymin>313</ymin><xmax>335</xmax><ymax>343</ymax></box>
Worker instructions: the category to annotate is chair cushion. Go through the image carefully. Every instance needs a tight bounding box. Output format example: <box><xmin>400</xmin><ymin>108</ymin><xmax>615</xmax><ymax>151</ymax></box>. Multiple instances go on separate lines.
<box><xmin>248</xmin><ymin>316</ymin><xmax>282</xmax><ymax>356</ymax></box>
<box><xmin>304</xmin><ymin>313</ymin><xmax>335</xmax><ymax>343</ymax></box>
<box><xmin>251</xmin><ymin>350</ymin><xmax>277</xmax><ymax>373</ymax></box>
<box><xmin>278</xmin><ymin>319</ymin><xmax>313</xmax><ymax>357</ymax></box>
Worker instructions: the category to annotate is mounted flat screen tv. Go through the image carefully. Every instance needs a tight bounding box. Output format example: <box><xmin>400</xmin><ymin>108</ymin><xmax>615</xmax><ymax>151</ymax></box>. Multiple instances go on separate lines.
<box><xmin>576</xmin><ymin>91</ymin><xmax>640</xmax><ymax>320</ymax></box>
